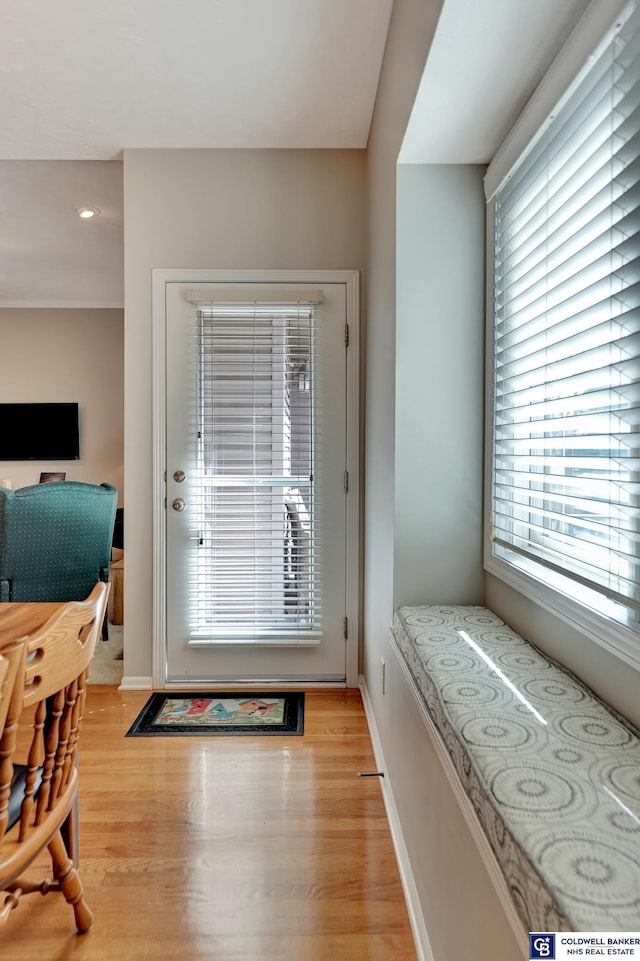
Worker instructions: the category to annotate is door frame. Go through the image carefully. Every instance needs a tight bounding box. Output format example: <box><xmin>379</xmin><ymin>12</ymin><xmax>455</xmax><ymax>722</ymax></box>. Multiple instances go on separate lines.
<box><xmin>151</xmin><ymin>268</ymin><xmax>360</xmax><ymax>689</ymax></box>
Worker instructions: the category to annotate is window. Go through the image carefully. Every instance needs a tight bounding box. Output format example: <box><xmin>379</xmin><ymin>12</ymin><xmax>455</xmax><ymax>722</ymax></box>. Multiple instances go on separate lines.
<box><xmin>193</xmin><ymin>301</ymin><xmax>318</xmax><ymax>639</ymax></box>
<box><xmin>487</xmin><ymin>1</ymin><xmax>640</xmax><ymax>639</ymax></box>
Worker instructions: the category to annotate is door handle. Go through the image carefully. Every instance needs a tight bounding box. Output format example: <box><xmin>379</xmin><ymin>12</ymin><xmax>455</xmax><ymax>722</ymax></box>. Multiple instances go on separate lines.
<box><xmin>172</xmin><ymin>498</ymin><xmax>187</xmax><ymax>512</ymax></box>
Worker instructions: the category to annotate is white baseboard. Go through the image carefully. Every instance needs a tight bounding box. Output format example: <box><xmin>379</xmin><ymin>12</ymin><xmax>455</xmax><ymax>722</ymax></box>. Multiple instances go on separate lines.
<box><xmin>118</xmin><ymin>675</ymin><xmax>153</xmax><ymax>690</ymax></box>
<box><xmin>359</xmin><ymin>675</ymin><xmax>435</xmax><ymax>961</ymax></box>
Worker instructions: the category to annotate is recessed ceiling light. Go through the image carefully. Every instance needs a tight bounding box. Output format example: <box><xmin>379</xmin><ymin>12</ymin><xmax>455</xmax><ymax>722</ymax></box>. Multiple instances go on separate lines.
<box><xmin>76</xmin><ymin>207</ymin><xmax>100</xmax><ymax>219</ymax></box>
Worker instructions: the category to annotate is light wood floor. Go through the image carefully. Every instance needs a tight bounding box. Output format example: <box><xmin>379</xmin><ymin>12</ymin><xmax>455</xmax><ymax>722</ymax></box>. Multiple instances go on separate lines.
<box><xmin>2</xmin><ymin>687</ymin><xmax>418</xmax><ymax>961</ymax></box>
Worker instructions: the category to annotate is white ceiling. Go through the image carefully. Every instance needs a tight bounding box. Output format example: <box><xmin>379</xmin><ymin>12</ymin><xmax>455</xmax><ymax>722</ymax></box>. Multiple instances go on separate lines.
<box><xmin>0</xmin><ymin>0</ymin><xmax>594</xmax><ymax>307</ymax></box>
<box><xmin>0</xmin><ymin>160</ymin><xmax>124</xmax><ymax>307</ymax></box>
<box><xmin>0</xmin><ymin>0</ymin><xmax>394</xmax><ymax>159</ymax></box>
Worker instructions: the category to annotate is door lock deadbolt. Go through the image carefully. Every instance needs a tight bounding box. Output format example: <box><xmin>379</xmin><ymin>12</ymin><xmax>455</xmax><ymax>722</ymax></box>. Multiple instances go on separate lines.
<box><xmin>173</xmin><ymin>470</ymin><xmax>186</xmax><ymax>483</ymax></box>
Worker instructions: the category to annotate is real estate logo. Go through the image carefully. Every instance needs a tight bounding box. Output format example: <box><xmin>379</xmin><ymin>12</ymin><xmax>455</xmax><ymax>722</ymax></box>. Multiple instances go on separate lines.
<box><xmin>530</xmin><ymin>934</ymin><xmax>555</xmax><ymax>959</ymax></box>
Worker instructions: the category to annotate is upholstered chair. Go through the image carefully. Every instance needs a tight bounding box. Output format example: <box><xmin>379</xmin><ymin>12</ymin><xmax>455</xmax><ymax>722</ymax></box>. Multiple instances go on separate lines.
<box><xmin>0</xmin><ymin>481</ymin><xmax>117</xmax><ymax>639</ymax></box>
<box><xmin>0</xmin><ymin>481</ymin><xmax>117</xmax><ymax>603</ymax></box>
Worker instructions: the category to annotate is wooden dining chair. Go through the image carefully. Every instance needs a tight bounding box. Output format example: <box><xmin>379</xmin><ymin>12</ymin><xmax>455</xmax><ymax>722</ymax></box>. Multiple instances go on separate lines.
<box><xmin>0</xmin><ymin>581</ymin><xmax>109</xmax><ymax>933</ymax></box>
<box><xmin>0</xmin><ymin>632</ymin><xmax>27</xmax><ymax>820</ymax></box>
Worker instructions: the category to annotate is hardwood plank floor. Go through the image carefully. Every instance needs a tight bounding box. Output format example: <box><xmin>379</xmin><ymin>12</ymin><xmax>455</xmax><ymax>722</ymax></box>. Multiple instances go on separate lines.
<box><xmin>2</xmin><ymin>687</ymin><xmax>418</xmax><ymax>961</ymax></box>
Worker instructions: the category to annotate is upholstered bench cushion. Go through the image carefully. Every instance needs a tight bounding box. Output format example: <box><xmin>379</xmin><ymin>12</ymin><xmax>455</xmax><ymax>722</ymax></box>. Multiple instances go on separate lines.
<box><xmin>391</xmin><ymin>604</ymin><xmax>640</xmax><ymax>932</ymax></box>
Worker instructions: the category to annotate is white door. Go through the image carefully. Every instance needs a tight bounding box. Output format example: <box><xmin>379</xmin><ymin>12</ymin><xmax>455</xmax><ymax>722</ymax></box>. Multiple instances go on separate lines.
<box><xmin>160</xmin><ymin>274</ymin><xmax>358</xmax><ymax>685</ymax></box>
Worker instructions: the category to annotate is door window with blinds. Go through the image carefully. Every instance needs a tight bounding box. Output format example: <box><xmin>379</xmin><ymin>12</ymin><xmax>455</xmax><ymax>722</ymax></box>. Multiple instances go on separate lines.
<box><xmin>488</xmin><ymin>1</ymin><xmax>640</xmax><ymax>633</ymax></box>
<box><xmin>194</xmin><ymin>299</ymin><xmax>318</xmax><ymax>640</ymax></box>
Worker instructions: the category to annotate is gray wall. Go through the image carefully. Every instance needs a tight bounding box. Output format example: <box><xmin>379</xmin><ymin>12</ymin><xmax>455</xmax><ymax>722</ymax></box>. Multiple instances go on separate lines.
<box><xmin>395</xmin><ymin>163</ymin><xmax>485</xmax><ymax>607</ymax></box>
<box><xmin>364</xmin><ymin>0</ymin><xmax>444</xmax><ymax>695</ymax></box>
<box><xmin>0</xmin><ymin>308</ymin><xmax>124</xmax><ymax>499</ymax></box>
<box><xmin>122</xmin><ymin>148</ymin><xmax>366</xmax><ymax>682</ymax></box>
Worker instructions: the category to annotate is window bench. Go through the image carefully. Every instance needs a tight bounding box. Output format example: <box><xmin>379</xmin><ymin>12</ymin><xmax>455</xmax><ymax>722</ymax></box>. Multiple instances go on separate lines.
<box><xmin>390</xmin><ymin>605</ymin><xmax>640</xmax><ymax>933</ymax></box>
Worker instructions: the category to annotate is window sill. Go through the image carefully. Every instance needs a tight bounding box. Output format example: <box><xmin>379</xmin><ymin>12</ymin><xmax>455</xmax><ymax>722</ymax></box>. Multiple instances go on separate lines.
<box><xmin>484</xmin><ymin>548</ymin><xmax>640</xmax><ymax>672</ymax></box>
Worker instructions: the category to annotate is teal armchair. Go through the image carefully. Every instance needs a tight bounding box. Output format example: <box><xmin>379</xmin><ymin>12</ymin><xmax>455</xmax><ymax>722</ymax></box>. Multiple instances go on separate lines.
<box><xmin>0</xmin><ymin>482</ymin><xmax>117</xmax><ymax>621</ymax></box>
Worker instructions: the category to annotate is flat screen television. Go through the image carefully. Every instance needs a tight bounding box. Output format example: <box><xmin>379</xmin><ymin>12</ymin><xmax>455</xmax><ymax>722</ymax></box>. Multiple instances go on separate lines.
<box><xmin>0</xmin><ymin>403</ymin><xmax>80</xmax><ymax>460</ymax></box>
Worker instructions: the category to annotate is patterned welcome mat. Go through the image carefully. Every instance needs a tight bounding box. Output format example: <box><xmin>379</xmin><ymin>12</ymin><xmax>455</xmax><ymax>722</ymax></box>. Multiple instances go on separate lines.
<box><xmin>125</xmin><ymin>692</ymin><xmax>305</xmax><ymax>736</ymax></box>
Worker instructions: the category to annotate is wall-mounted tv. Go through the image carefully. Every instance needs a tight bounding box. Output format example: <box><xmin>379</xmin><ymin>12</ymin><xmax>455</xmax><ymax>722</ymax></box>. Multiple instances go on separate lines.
<box><xmin>0</xmin><ymin>403</ymin><xmax>80</xmax><ymax>460</ymax></box>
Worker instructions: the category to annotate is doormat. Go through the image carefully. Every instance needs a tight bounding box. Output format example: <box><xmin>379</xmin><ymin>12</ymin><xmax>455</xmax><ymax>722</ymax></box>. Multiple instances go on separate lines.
<box><xmin>125</xmin><ymin>692</ymin><xmax>305</xmax><ymax>736</ymax></box>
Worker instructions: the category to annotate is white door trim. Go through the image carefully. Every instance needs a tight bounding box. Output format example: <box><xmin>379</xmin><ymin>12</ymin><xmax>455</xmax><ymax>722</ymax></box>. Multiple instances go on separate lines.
<box><xmin>151</xmin><ymin>268</ymin><xmax>360</xmax><ymax>689</ymax></box>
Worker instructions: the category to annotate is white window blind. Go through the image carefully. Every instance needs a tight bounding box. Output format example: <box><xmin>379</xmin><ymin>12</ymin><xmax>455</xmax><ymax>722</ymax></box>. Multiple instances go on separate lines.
<box><xmin>191</xmin><ymin>301</ymin><xmax>320</xmax><ymax>641</ymax></box>
<box><xmin>491</xmin><ymin>1</ymin><xmax>640</xmax><ymax>628</ymax></box>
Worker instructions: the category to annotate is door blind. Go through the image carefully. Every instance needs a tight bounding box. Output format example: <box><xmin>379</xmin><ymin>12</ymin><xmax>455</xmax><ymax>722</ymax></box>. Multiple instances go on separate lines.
<box><xmin>190</xmin><ymin>301</ymin><xmax>320</xmax><ymax>642</ymax></box>
<box><xmin>491</xmin><ymin>1</ymin><xmax>640</xmax><ymax>619</ymax></box>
